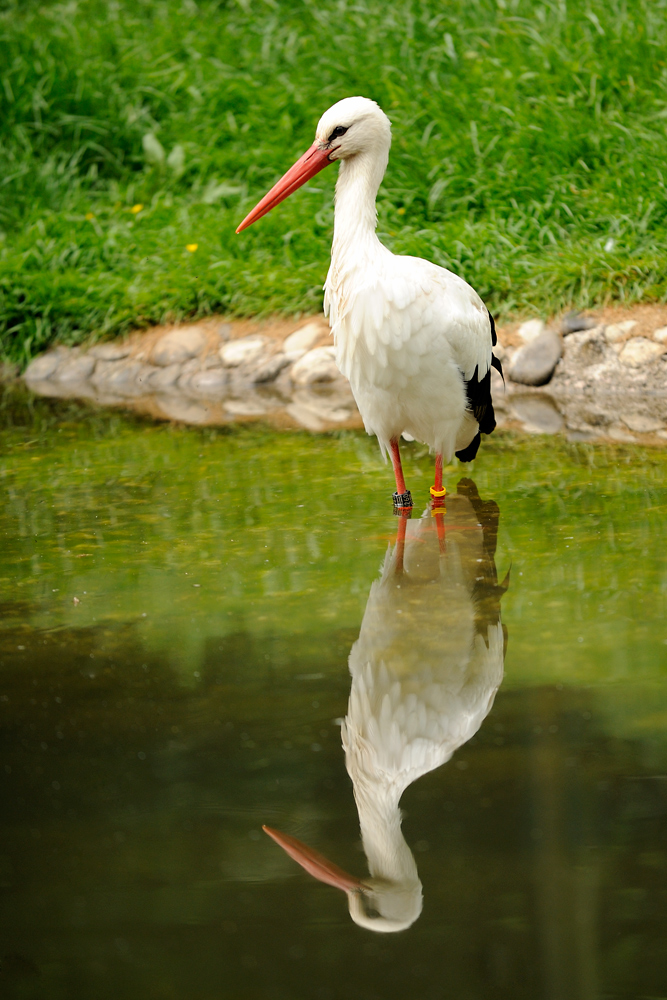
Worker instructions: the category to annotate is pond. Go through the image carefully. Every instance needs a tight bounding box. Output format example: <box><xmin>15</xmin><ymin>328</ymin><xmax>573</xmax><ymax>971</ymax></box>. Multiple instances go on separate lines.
<box><xmin>1</xmin><ymin>387</ymin><xmax>666</xmax><ymax>1000</ymax></box>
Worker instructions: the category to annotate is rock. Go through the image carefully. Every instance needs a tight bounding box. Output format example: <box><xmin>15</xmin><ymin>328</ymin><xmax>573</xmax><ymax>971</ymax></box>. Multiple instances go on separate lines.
<box><xmin>560</xmin><ymin>328</ymin><xmax>609</xmax><ymax>369</ymax></box>
<box><xmin>607</xmin><ymin>423</ymin><xmax>636</xmax><ymax>442</ymax></box>
<box><xmin>252</xmin><ymin>353</ymin><xmax>292</xmax><ymax>383</ymax></box>
<box><xmin>91</xmin><ymin>359</ymin><xmax>144</xmax><ymax>391</ymax></box>
<box><xmin>224</xmin><ymin>397</ymin><xmax>270</xmax><ymax>416</ymax></box>
<box><xmin>53</xmin><ymin>354</ymin><xmax>96</xmax><ymax>382</ymax></box>
<box><xmin>511</xmin><ymin>395</ymin><xmax>564</xmax><ymax>434</ymax></box>
<box><xmin>561</xmin><ymin>312</ymin><xmax>598</xmax><ymax>335</ymax></box>
<box><xmin>173</xmin><ymin>358</ymin><xmax>203</xmax><ymax>390</ymax></box>
<box><xmin>188</xmin><ymin>368</ymin><xmax>229</xmax><ymax>395</ymax></box>
<box><xmin>135</xmin><ymin>365</ymin><xmax>160</xmax><ymax>389</ymax></box>
<box><xmin>605</xmin><ymin>320</ymin><xmax>636</xmax><ymax>342</ymax></box>
<box><xmin>291</xmin><ymin>387</ymin><xmax>354</xmax><ymax>425</ymax></box>
<box><xmin>509</xmin><ymin>330</ymin><xmax>562</xmax><ymax>386</ymax></box>
<box><xmin>151</xmin><ymin>326</ymin><xmax>207</xmax><ymax>366</ymax></box>
<box><xmin>286</xmin><ymin>401</ymin><xmax>326</xmax><ymax>431</ymax></box>
<box><xmin>146</xmin><ymin>364</ymin><xmax>182</xmax><ymax>390</ymax></box>
<box><xmin>621</xmin><ymin>413</ymin><xmax>664</xmax><ymax>433</ymax></box>
<box><xmin>619</xmin><ymin>338</ymin><xmax>666</xmax><ymax>367</ymax></box>
<box><xmin>283</xmin><ymin>322</ymin><xmax>323</xmax><ymax>355</ymax></box>
<box><xmin>653</xmin><ymin>326</ymin><xmax>667</xmax><ymax>344</ymax></box>
<box><xmin>290</xmin><ymin>346</ymin><xmax>341</xmax><ymax>385</ymax></box>
<box><xmin>517</xmin><ymin>319</ymin><xmax>546</xmax><ymax>343</ymax></box>
<box><xmin>155</xmin><ymin>395</ymin><xmax>210</xmax><ymax>424</ymax></box>
<box><xmin>217</xmin><ymin>323</ymin><xmax>233</xmax><ymax>342</ymax></box>
<box><xmin>219</xmin><ymin>336</ymin><xmax>267</xmax><ymax>368</ymax></box>
<box><xmin>89</xmin><ymin>342</ymin><xmax>131</xmax><ymax>361</ymax></box>
<box><xmin>24</xmin><ymin>352</ymin><xmax>63</xmax><ymax>381</ymax></box>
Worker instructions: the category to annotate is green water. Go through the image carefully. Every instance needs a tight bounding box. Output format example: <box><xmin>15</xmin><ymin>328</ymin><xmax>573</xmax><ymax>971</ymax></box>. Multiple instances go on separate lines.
<box><xmin>1</xmin><ymin>387</ymin><xmax>667</xmax><ymax>999</ymax></box>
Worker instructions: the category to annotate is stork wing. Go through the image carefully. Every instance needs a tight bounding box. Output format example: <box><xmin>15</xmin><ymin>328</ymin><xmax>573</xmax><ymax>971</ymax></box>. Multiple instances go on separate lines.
<box><xmin>327</xmin><ymin>254</ymin><xmax>494</xmax><ymax>384</ymax></box>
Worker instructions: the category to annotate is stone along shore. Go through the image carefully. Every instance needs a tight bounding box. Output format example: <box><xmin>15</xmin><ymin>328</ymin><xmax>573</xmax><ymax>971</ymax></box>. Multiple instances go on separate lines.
<box><xmin>20</xmin><ymin>305</ymin><xmax>667</xmax><ymax>444</ymax></box>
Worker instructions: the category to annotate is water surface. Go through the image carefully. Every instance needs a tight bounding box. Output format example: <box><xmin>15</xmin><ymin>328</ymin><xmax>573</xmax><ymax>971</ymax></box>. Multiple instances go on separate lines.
<box><xmin>1</xmin><ymin>388</ymin><xmax>666</xmax><ymax>999</ymax></box>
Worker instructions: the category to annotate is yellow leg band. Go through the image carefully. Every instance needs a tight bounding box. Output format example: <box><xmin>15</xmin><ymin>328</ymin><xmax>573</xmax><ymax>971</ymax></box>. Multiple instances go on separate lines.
<box><xmin>430</xmin><ymin>486</ymin><xmax>447</xmax><ymax>497</ymax></box>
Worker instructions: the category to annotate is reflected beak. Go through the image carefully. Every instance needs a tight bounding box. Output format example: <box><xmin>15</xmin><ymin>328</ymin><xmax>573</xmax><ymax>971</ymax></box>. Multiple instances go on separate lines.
<box><xmin>263</xmin><ymin>825</ymin><xmax>368</xmax><ymax>893</ymax></box>
<box><xmin>236</xmin><ymin>142</ymin><xmax>334</xmax><ymax>233</ymax></box>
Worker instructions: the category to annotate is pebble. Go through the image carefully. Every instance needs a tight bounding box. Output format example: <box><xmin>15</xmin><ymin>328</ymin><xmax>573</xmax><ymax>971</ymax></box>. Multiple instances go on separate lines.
<box><xmin>560</xmin><ymin>328</ymin><xmax>609</xmax><ymax>369</ymax></box>
<box><xmin>290</xmin><ymin>387</ymin><xmax>353</xmax><ymax>425</ymax></box>
<box><xmin>188</xmin><ymin>368</ymin><xmax>229</xmax><ymax>395</ymax></box>
<box><xmin>607</xmin><ymin>423</ymin><xmax>636</xmax><ymax>442</ymax></box>
<box><xmin>290</xmin><ymin>346</ymin><xmax>340</xmax><ymax>385</ymax></box>
<box><xmin>155</xmin><ymin>395</ymin><xmax>210</xmax><ymax>424</ymax></box>
<box><xmin>509</xmin><ymin>330</ymin><xmax>562</xmax><ymax>386</ymax></box>
<box><xmin>217</xmin><ymin>323</ymin><xmax>233</xmax><ymax>342</ymax></box>
<box><xmin>53</xmin><ymin>354</ymin><xmax>96</xmax><ymax>382</ymax></box>
<box><xmin>286</xmin><ymin>401</ymin><xmax>327</xmax><ymax>432</ymax></box>
<box><xmin>283</xmin><ymin>322</ymin><xmax>323</xmax><ymax>355</ymax></box>
<box><xmin>147</xmin><ymin>364</ymin><xmax>182</xmax><ymax>390</ymax></box>
<box><xmin>511</xmin><ymin>395</ymin><xmax>564</xmax><ymax>434</ymax></box>
<box><xmin>517</xmin><ymin>319</ymin><xmax>546</xmax><ymax>343</ymax></box>
<box><xmin>252</xmin><ymin>353</ymin><xmax>292</xmax><ymax>383</ymax></box>
<box><xmin>151</xmin><ymin>326</ymin><xmax>207</xmax><ymax>366</ymax></box>
<box><xmin>92</xmin><ymin>359</ymin><xmax>144</xmax><ymax>391</ymax></box>
<box><xmin>224</xmin><ymin>397</ymin><xmax>270</xmax><ymax>416</ymax></box>
<box><xmin>621</xmin><ymin>413</ymin><xmax>665</xmax><ymax>433</ymax></box>
<box><xmin>219</xmin><ymin>336</ymin><xmax>266</xmax><ymax>367</ymax></box>
<box><xmin>89</xmin><ymin>342</ymin><xmax>131</xmax><ymax>361</ymax></box>
<box><xmin>619</xmin><ymin>338</ymin><xmax>666</xmax><ymax>367</ymax></box>
<box><xmin>24</xmin><ymin>352</ymin><xmax>63</xmax><ymax>381</ymax></box>
<box><xmin>605</xmin><ymin>320</ymin><xmax>636</xmax><ymax>342</ymax></box>
<box><xmin>653</xmin><ymin>326</ymin><xmax>667</xmax><ymax>344</ymax></box>
<box><xmin>135</xmin><ymin>365</ymin><xmax>160</xmax><ymax>388</ymax></box>
<box><xmin>561</xmin><ymin>313</ymin><xmax>598</xmax><ymax>335</ymax></box>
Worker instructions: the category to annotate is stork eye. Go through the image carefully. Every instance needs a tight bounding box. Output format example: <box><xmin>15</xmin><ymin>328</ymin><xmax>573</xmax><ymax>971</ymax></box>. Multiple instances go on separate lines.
<box><xmin>328</xmin><ymin>125</ymin><xmax>349</xmax><ymax>141</ymax></box>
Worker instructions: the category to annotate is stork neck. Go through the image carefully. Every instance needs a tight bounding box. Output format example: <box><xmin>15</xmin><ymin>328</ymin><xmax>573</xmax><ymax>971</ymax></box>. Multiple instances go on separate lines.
<box><xmin>332</xmin><ymin>150</ymin><xmax>387</xmax><ymax>259</ymax></box>
<box><xmin>352</xmin><ymin>776</ymin><xmax>419</xmax><ymax>885</ymax></box>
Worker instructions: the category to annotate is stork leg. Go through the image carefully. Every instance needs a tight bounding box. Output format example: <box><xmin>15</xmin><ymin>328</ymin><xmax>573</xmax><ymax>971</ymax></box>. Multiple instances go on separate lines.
<box><xmin>390</xmin><ymin>438</ymin><xmax>412</xmax><ymax>508</ymax></box>
<box><xmin>394</xmin><ymin>508</ymin><xmax>409</xmax><ymax>574</ymax></box>
<box><xmin>430</xmin><ymin>453</ymin><xmax>447</xmax><ymax>501</ymax></box>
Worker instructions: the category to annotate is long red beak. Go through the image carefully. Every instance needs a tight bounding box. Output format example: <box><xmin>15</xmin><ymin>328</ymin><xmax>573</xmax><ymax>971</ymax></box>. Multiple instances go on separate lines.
<box><xmin>263</xmin><ymin>825</ymin><xmax>368</xmax><ymax>893</ymax></box>
<box><xmin>236</xmin><ymin>142</ymin><xmax>334</xmax><ymax>233</ymax></box>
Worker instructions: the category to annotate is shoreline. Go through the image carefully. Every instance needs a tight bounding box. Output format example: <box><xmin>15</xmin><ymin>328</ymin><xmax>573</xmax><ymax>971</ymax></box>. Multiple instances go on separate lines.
<box><xmin>14</xmin><ymin>304</ymin><xmax>667</xmax><ymax>445</ymax></box>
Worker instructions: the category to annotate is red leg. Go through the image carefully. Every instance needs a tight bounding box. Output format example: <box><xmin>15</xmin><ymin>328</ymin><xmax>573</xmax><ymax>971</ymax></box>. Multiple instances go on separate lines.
<box><xmin>433</xmin><ymin>509</ymin><xmax>446</xmax><ymax>554</ymax></box>
<box><xmin>394</xmin><ymin>508</ymin><xmax>409</xmax><ymax>574</ymax></box>
<box><xmin>390</xmin><ymin>438</ymin><xmax>412</xmax><ymax>508</ymax></box>
<box><xmin>430</xmin><ymin>453</ymin><xmax>447</xmax><ymax>500</ymax></box>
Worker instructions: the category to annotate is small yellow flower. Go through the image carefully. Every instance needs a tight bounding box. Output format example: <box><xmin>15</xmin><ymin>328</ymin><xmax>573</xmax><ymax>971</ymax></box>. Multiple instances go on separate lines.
<box><xmin>130</xmin><ymin>204</ymin><xmax>143</xmax><ymax>214</ymax></box>
<box><xmin>85</xmin><ymin>212</ymin><xmax>95</xmax><ymax>221</ymax></box>
<box><xmin>397</xmin><ymin>207</ymin><xmax>405</xmax><ymax>215</ymax></box>
<box><xmin>186</xmin><ymin>243</ymin><xmax>198</xmax><ymax>252</ymax></box>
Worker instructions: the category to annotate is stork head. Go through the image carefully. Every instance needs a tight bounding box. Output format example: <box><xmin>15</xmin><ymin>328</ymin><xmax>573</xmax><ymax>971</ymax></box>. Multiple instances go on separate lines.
<box><xmin>236</xmin><ymin>96</ymin><xmax>391</xmax><ymax>233</ymax></box>
<box><xmin>313</xmin><ymin>96</ymin><xmax>392</xmax><ymax>162</ymax></box>
<box><xmin>263</xmin><ymin>824</ymin><xmax>422</xmax><ymax>933</ymax></box>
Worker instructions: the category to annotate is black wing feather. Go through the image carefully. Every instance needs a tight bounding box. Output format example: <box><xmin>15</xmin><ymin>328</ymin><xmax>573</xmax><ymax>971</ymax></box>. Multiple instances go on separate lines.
<box><xmin>455</xmin><ymin>309</ymin><xmax>501</xmax><ymax>462</ymax></box>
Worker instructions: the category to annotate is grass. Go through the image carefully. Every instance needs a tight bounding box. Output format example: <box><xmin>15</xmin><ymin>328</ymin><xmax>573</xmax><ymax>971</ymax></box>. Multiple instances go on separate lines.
<box><xmin>1</xmin><ymin>0</ymin><xmax>667</xmax><ymax>364</ymax></box>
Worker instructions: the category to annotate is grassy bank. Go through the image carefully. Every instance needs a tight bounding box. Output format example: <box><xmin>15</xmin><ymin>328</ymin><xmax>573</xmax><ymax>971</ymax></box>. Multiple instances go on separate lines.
<box><xmin>1</xmin><ymin>0</ymin><xmax>667</xmax><ymax>364</ymax></box>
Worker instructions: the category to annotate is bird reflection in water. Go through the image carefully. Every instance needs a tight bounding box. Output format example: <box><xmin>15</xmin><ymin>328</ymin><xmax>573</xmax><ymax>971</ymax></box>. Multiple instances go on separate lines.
<box><xmin>265</xmin><ymin>479</ymin><xmax>509</xmax><ymax>932</ymax></box>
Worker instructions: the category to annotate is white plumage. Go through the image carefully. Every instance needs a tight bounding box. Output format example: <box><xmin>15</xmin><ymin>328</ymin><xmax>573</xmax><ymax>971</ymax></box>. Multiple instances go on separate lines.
<box><xmin>237</xmin><ymin>96</ymin><xmax>500</xmax><ymax>500</ymax></box>
<box><xmin>320</xmin><ymin>98</ymin><xmax>493</xmax><ymax>461</ymax></box>
<box><xmin>263</xmin><ymin>483</ymin><xmax>508</xmax><ymax>933</ymax></box>
<box><xmin>340</xmin><ymin>484</ymin><xmax>507</xmax><ymax>931</ymax></box>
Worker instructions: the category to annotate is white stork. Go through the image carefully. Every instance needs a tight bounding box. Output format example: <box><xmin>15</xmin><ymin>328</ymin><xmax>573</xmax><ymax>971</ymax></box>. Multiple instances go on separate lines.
<box><xmin>264</xmin><ymin>481</ymin><xmax>509</xmax><ymax>931</ymax></box>
<box><xmin>237</xmin><ymin>97</ymin><xmax>502</xmax><ymax>507</ymax></box>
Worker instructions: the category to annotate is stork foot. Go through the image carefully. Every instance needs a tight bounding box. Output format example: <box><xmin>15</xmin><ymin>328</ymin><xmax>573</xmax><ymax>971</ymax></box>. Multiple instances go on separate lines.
<box><xmin>392</xmin><ymin>490</ymin><xmax>413</xmax><ymax>509</ymax></box>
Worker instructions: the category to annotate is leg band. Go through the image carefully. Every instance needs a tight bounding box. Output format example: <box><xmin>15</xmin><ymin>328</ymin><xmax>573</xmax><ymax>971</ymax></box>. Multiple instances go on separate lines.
<box><xmin>430</xmin><ymin>486</ymin><xmax>447</xmax><ymax>497</ymax></box>
<box><xmin>393</xmin><ymin>490</ymin><xmax>413</xmax><ymax>508</ymax></box>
